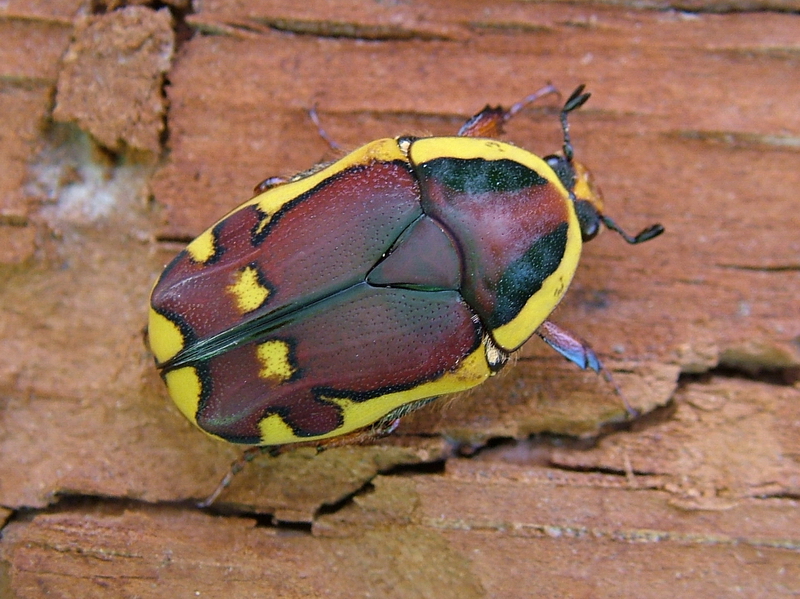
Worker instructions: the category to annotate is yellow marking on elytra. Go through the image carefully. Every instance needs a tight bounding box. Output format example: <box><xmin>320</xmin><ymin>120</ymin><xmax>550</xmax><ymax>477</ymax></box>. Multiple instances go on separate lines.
<box><xmin>164</xmin><ymin>367</ymin><xmax>203</xmax><ymax>425</ymax></box>
<box><xmin>148</xmin><ymin>308</ymin><xmax>185</xmax><ymax>364</ymax></box>
<box><xmin>175</xmin><ymin>138</ymin><xmax>413</xmax><ymax>245</ymax></box>
<box><xmin>245</xmin><ymin>138</ymin><xmax>409</xmax><ymax>231</ymax></box>
<box><xmin>258</xmin><ymin>413</ymin><xmax>297</xmax><ymax>444</ymax></box>
<box><xmin>186</xmin><ymin>229</ymin><xmax>216</xmax><ymax>264</ymax></box>
<box><xmin>256</xmin><ymin>340</ymin><xmax>296</xmax><ymax>382</ymax></box>
<box><xmin>227</xmin><ymin>265</ymin><xmax>270</xmax><ymax>313</ymax></box>
<box><xmin>254</xmin><ymin>212</ymin><xmax>273</xmax><ymax>237</ymax></box>
<box><xmin>255</xmin><ymin>348</ymin><xmax>492</xmax><ymax>445</ymax></box>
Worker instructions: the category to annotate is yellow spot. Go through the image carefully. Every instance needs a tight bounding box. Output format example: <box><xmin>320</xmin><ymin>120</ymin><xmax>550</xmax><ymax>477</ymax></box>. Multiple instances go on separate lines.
<box><xmin>164</xmin><ymin>367</ymin><xmax>203</xmax><ymax>426</ymax></box>
<box><xmin>256</xmin><ymin>340</ymin><xmax>296</xmax><ymax>382</ymax></box>
<box><xmin>186</xmin><ymin>229</ymin><xmax>216</xmax><ymax>264</ymax></box>
<box><xmin>258</xmin><ymin>413</ymin><xmax>297</xmax><ymax>445</ymax></box>
<box><xmin>254</xmin><ymin>212</ymin><xmax>273</xmax><ymax>237</ymax></box>
<box><xmin>256</xmin><ymin>348</ymin><xmax>492</xmax><ymax>446</ymax></box>
<box><xmin>148</xmin><ymin>308</ymin><xmax>185</xmax><ymax>364</ymax></box>
<box><xmin>227</xmin><ymin>266</ymin><xmax>270</xmax><ymax>313</ymax></box>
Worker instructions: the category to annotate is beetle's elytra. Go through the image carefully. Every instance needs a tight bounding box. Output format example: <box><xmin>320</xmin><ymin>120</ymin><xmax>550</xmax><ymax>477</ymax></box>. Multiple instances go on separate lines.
<box><xmin>149</xmin><ymin>85</ymin><xmax>664</xmax><ymax>448</ymax></box>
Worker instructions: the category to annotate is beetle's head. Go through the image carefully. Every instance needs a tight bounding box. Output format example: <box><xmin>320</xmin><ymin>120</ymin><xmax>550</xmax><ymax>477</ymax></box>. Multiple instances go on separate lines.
<box><xmin>545</xmin><ymin>154</ymin><xmax>606</xmax><ymax>243</ymax></box>
<box><xmin>550</xmin><ymin>85</ymin><xmax>664</xmax><ymax>246</ymax></box>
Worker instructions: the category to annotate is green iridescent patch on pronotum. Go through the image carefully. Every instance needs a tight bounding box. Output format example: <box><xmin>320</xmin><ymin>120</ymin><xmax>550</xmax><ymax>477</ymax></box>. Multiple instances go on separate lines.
<box><xmin>419</xmin><ymin>157</ymin><xmax>549</xmax><ymax>194</ymax></box>
<box><xmin>491</xmin><ymin>223</ymin><xmax>569</xmax><ymax>328</ymax></box>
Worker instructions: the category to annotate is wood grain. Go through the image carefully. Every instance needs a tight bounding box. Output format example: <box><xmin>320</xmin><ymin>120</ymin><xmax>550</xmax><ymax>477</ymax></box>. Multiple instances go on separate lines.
<box><xmin>0</xmin><ymin>1</ymin><xmax>798</xmax><ymax>597</ymax></box>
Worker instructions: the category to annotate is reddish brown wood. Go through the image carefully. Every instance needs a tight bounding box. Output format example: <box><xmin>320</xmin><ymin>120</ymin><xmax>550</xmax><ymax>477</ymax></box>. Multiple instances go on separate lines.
<box><xmin>0</xmin><ymin>1</ymin><xmax>798</xmax><ymax>597</ymax></box>
<box><xmin>53</xmin><ymin>7</ymin><xmax>174</xmax><ymax>155</ymax></box>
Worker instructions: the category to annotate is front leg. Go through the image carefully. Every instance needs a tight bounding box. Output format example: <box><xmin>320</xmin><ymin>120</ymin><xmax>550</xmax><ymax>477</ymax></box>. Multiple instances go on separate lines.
<box><xmin>536</xmin><ymin>320</ymin><xmax>602</xmax><ymax>372</ymax></box>
<box><xmin>457</xmin><ymin>84</ymin><xmax>558</xmax><ymax>138</ymax></box>
<box><xmin>536</xmin><ymin>320</ymin><xmax>637</xmax><ymax>417</ymax></box>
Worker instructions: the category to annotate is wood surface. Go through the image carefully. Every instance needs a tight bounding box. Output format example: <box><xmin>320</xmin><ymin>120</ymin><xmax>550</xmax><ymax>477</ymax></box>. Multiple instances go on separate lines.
<box><xmin>0</xmin><ymin>1</ymin><xmax>798</xmax><ymax>597</ymax></box>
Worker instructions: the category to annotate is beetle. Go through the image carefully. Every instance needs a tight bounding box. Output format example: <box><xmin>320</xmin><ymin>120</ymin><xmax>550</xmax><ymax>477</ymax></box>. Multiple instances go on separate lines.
<box><xmin>149</xmin><ymin>85</ymin><xmax>663</xmax><ymax>453</ymax></box>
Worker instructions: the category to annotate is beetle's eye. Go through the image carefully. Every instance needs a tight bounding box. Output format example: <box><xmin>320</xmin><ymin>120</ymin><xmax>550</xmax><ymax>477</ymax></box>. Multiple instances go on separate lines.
<box><xmin>574</xmin><ymin>199</ymin><xmax>602</xmax><ymax>242</ymax></box>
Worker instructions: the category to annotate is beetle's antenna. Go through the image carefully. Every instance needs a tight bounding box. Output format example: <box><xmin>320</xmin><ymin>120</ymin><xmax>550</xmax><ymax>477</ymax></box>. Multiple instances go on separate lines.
<box><xmin>600</xmin><ymin>214</ymin><xmax>665</xmax><ymax>245</ymax></box>
<box><xmin>560</xmin><ymin>86</ymin><xmax>665</xmax><ymax>246</ymax></box>
<box><xmin>561</xmin><ymin>85</ymin><xmax>590</xmax><ymax>164</ymax></box>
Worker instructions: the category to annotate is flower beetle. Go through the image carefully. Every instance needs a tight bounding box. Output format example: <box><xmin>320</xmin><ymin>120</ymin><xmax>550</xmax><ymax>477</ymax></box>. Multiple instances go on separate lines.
<box><xmin>149</xmin><ymin>85</ymin><xmax>663</xmax><ymax>453</ymax></box>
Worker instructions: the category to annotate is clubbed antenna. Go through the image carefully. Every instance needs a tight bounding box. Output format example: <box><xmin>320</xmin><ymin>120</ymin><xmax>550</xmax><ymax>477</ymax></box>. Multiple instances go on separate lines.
<box><xmin>560</xmin><ymin>84</ymin><xmax>591</xmax><ymax>163</ymax></box>
<box><xmin>600</xmin><ymin>215</ymin><xmax>665</xmax><ymax>245</ymax></box>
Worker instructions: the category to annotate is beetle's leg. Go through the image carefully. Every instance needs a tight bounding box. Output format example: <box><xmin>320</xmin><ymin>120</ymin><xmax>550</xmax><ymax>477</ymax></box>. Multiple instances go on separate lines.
<box><xmin>458</xmin><ymin>83</ymin><xmax>559</xmax><ymax>138</ymax></box>
<box><xmin>536</xmin><ymin>320</ymin><xmax>638</xmax><ymax>418</ymax></box>
<box><xmin>537</xmin><ymin>320</ymin><xmax>601</xmax><ymax>372</ymax></box>
<box><xmin>309</xmin><ymin>103</ymin><xmax>342</xmax><ymax>151</ymax></box>
<box><xmin>313</xmin><ymin>418</ymin><xmax>402</xmax><ymax>455</ymax></box>
<box><xmin>253</xmin><ymin>105</ymin><xmax>341</xmax><ymax>195</ymax></box>
<box><xmin>198</xmin><ymin>445</ymin><xmax>276</xmax><ymax>508</ymax></box>
<box><xmin>253</xmin><ymin>176</ymin><xmax>289</xmax><ymax>195</ymax></box>
<box><xmin>252</xmin><ymin>104</ymin><xmax>342</xmax><ymax>195</ymax></box>
<box><xmin>198</xmin><ymin>418</ymin><xmax>403</xmax><ymax>507</ymax></box>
